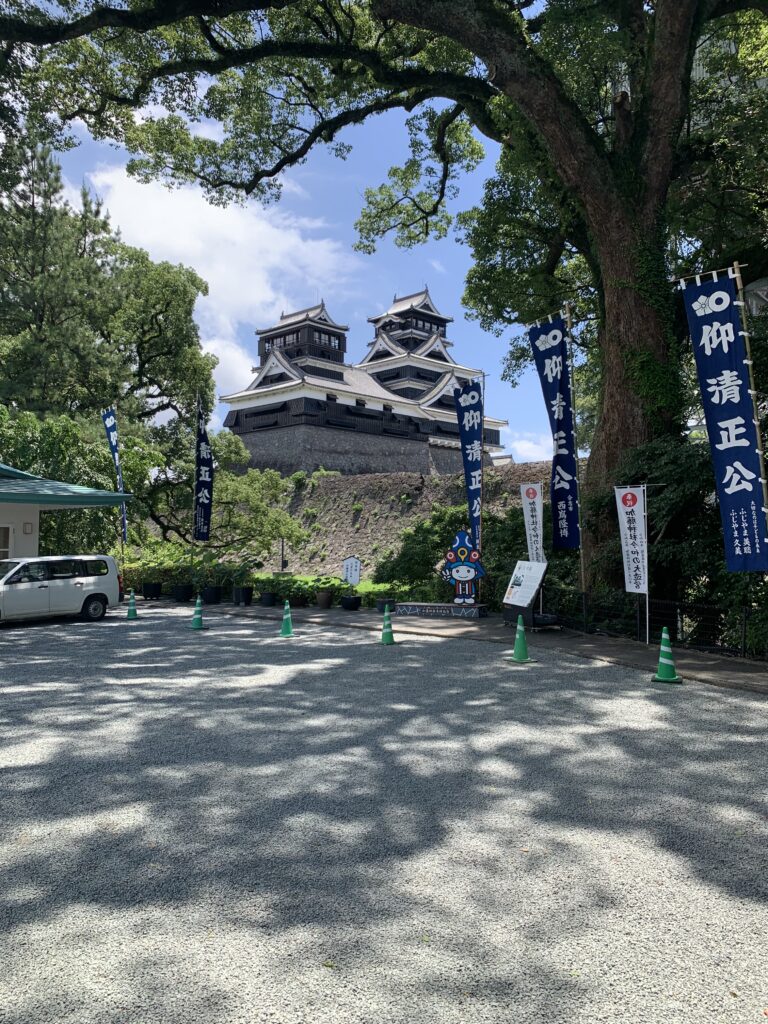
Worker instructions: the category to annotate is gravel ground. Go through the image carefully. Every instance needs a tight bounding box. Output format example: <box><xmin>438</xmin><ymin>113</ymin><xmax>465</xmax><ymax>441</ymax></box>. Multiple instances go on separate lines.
<box><xmin>0</xmin><ymin>606</ymin><xmax>766</xmax><ymax>1024</ymax></box>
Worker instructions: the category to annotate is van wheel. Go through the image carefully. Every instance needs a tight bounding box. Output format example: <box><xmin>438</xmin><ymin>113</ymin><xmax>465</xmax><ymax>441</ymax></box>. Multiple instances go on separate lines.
<box><xmin>81</xmin><ymin>595</ymin><xmax>107</xmax><ymax>621</ymax></box>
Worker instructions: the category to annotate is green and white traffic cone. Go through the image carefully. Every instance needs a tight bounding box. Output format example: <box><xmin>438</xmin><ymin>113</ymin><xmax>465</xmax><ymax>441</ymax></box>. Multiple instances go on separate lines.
<box><xmin>188</xmin><ymin>595</ymin><xmax>206</xmax><ymax>631</ymax></box>
<box><xmin>380</xmin><ymin>604</ymin><xmax>395</xmax><ymax>645</ymax></box>
<box><xmin>508</xmin><ymin>614</ymin><xmax>533</xmax><ymax>664</ymax></box>
<box><xmin>652</xmin><ymin>627</ymin><xmax>682</xmax><ymax>684</ymax></box>
<box><xmin>126</xmin><ymin>589</ymin><xmax>138</xmax><ymax>620</ymax></box>
<box><xmin>280</xmin><ymin>599</ymin><xmax>293</xmax><ymax>638</ymax></box>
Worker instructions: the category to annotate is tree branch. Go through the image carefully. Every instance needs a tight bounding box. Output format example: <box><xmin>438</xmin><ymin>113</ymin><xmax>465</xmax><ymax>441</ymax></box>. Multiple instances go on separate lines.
<box><xmin>706</xmin><ymin>0</ymin><xmax>768</xmax><ymax>17</ymax></box>
<box><xmin>637</xmin><ymin>0</ymin><xmax>700</xmax><ymax>223</ymax></box>
<box><xmin>0</xmin><ymin>0</ymin><xmax>292</xmax><ymax>46</ymax></box>
<box><xmin>372</xmin><ymin>0</ymin><xmax>627</xmax><ymax>249</ymax></box>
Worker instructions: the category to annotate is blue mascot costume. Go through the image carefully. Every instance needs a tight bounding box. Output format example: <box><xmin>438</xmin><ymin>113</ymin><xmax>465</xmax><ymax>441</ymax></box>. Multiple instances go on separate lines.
<box><xmin>441</xmin><ymin>530</ymin><xmax>486</xmax><ymax>605</ymax></box>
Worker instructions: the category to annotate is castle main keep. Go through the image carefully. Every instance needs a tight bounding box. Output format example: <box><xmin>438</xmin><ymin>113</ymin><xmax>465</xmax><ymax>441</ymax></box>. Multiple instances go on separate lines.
<box><xmin>222</xmin><ymin>288</ymin><xmax>506</xmax><ymax>475</ymax></box>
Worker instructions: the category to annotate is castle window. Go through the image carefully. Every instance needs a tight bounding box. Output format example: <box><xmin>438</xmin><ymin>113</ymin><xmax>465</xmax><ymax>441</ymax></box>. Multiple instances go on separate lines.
<box><xmin>264</xmin><ymin>341</ymin><xmax>272</xmax><ymax>352</ymax></box>
<box><xmin>326</xmin><ymin>393</ymin><xmax>337</xmax><ymax>402</ymax></box>
<box><xmin>356</xmin><ymin>399</ymin><xmax>366</xmax><ymax>408</ymax></box>
<box><xmin>331</xmin><ymin>336</ymin><xmax>339</xmax><ymax>349</ymax></box>
<box><xmin>384</xmin><ymin>404</ymin><xmax>393</xmax><ymax>412</ymax></box>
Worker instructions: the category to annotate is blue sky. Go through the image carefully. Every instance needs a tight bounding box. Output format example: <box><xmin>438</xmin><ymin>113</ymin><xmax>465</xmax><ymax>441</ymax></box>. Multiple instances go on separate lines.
<box><xmin>58</xmin><ymin>109</ymin><xmax>552</xmax><ymax>461</ymax></box>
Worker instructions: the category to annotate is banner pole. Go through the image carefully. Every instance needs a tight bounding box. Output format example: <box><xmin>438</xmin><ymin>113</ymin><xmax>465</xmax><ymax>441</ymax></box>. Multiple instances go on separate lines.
<box><xmin>732</xmin><ymin>262</ymin><xmax>768</xmax><ymax>548</ymax></box>
<box><xmin>644</xmin><ymin>483</ymin><xmax>650</xmax><ymax>645</ymax></box>
<box><xmin>564</xmin><ymin>302</ymin><xmax>587</xmax><ymax>594</ymax></box>
<box><xmin>480</xmin><ymin>372</ymin><xmax>486</xmax><ymax>555</ymax></box>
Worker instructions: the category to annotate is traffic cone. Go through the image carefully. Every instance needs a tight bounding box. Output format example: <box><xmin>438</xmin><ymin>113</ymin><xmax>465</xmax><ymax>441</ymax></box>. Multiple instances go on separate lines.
<box><xmin>280</xmin><ymin>599</ymin><xmax>293</xmax><ymax>638</ymax></box>
<box><xmin>126</xmin><ymin>589</ymin><xmax>138</xmax><ymax>620</ymax></box>
<box><xmin>380</xmin><ymin>604</ymin><xmax>395</xmax><ymax>645</ymax></box>
<box><xmin>652</xmin><ymin>627</ymin><xmax>682</xmax><ymax>684</ymax></box>
<box><xmin>187</xmin><ymin>595</ymin><xmax>206</xmax><ymax>631</ymax></box>
<box><xmin>508</xmin><ymin>614</ymin><xmax>533</xmax><ymax>664</ymax></box>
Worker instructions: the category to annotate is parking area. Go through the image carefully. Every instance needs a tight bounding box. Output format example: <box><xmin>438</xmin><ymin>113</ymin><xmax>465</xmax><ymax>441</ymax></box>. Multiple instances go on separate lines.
<box><xmin>0</xmin><ymin>606</ymin><xmax>766</xmax><ymax>1023</ymax></box>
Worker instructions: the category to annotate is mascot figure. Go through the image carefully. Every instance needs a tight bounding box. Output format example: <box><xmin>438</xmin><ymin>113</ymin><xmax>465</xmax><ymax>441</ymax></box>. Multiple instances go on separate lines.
<box><xmin>440</xmin><ymin>530</ymin><xmax>486</xmax><ymax>605</ymax></box>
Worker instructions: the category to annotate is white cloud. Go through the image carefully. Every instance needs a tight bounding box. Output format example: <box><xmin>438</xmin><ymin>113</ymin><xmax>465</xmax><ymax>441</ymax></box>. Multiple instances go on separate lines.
<box><xmin>81</xmin><ymin>164</ymin><xmax>361</xmax><ymax>404</ymax></box>
<box><xmin>428</xmin><ymin>258</ymin><xmax>446</xmax><ymax>274</ymax></box>
<box><xmin>502</xmin><ymin>429</ymin><xmax>552</xmax><ymax>463</ymax></box>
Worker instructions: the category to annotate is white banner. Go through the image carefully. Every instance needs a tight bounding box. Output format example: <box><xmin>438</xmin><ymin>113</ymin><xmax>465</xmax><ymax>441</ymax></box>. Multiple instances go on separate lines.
<box><xmin>520</xmin><ymin>482</ymin><xmax>545</xmax><ymax>562</ymax></box>
<box><xmin>615</xmin><ymin>485</ymin><xmax>648</xmax><ymax>595</ymax></box>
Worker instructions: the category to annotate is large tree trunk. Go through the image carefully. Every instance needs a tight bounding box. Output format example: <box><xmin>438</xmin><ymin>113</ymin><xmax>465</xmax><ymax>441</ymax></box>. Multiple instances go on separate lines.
<box><xmin>585</xmin><ymin>253</ymin><xmax>676</xmax><ymax>491</ymax></box>
<box><xmin>581</xmin><ymin>226</ymin><xmax>681</xmax><ymax>574</ymax></box>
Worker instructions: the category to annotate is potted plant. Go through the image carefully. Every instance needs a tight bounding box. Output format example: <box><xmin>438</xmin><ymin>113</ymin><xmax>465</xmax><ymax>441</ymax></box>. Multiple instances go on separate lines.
<box><xmin>257</xmin><ymin>574</ymin><xmax>278</xmax><ymax>606</ymax></box>
<box><xmin>196</xmin><ymin>554</ymin><xmax>227</xmax><ymax>605</ymax></box>
<box><xmin>171</xmin><ymin>554</ymin><xmax>195</xmax><ymax>602</ymax></box>
<box><xmin>232</xmin><ymin>560</ymin><xmax>258</xmax><ymax>606</ymax></box>
<box><xmin>141</xmin><ymin>554</ymin><xmax>164</xmax><ymax>600</ymax></box>
<box><xmin>314</xmin><ymin>575</ymin><xmax>341</xmax><ymax>610</ymax></box>
<box><xmin>375</xmin><ymin>596</ymin><xmax>397</xmax><ymax>613</ymax></box>
<box><xmin>340</xmin><ymin>587</ymin><xmax>361</xmax><ymax>611</ymax></box>
<box><xmin>171</xmin><ymin>581</ymin><xmax>194</xmax><ymax>602</ymax></box>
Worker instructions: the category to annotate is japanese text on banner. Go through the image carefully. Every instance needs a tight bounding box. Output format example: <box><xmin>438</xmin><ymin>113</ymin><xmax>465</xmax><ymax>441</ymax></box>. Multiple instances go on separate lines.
<box><xmin>193</xmin><ymin>400</ymin><xmax>214</xmax><ymax>542</ymax></box>
<box><xmin>528</xmin><ymin>317</ymin><xmax>580</xmax><ymax>550</ymax></box>
<box><xmin>520</xmin><ymin>483</ymin><xmax>545</xmax><ymax>563</ymax></box>
<box><xmin>100</xmin><ymin>407</ymin><xmax>127</xmax><ymax>542</ymax></box>
<box><xmin>453</xmin><ymin>380</ymin><xmax>484</xmax><ymax>550</ymax></box>
<box><xmin>615</xmin><ymin>486</ymin><xmax>648</xmax><ymax>595</ymax></box>
<box><xmin>682</xmin><ymin>274</ymin><xmax>768</xmax><ymax>571</ymax></box>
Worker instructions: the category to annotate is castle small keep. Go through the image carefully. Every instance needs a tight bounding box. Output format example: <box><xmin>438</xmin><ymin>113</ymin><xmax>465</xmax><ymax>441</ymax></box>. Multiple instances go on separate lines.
<box><xmin>222</xmin><ymin>288</ymin><xmax>507</xmax><ymax>475</ymax></box>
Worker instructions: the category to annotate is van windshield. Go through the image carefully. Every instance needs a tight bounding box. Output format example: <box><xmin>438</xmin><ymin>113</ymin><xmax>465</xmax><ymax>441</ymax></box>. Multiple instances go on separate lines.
<box><xmin>0</xmin><ymin>560</ymin><xmax>21</xmax><ymax>580</ymax></box>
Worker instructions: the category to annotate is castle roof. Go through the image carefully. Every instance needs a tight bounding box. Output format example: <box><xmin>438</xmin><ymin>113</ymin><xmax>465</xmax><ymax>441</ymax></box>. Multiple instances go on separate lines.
<box><xmin>367</xmin><ymin>287</ymin><xmax>453</xmax><ymax>325</ymax></box>
<box><xmin>257</xmin><ymin>299</ymin><xmax>348</xmax><ymax>337</ymax></box>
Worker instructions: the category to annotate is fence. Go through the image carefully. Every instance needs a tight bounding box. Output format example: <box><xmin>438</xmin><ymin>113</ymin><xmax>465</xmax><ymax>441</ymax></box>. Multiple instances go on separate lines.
<box><xmin>540</xmin><ymin>581</ymin><xmax>768</xmax><ymax>661</ymax></box>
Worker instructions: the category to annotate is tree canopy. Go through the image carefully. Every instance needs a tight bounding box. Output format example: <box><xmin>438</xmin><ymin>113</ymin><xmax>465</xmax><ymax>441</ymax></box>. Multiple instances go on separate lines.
<box><xmin>2</xmin><ymin>0</ymin><xmax>766</xmax><ymax>501</ymax></box>
<box><xmin>1</xmin><ymin>0</ymin><xmax>768</xmax><ymax>579</ymax></box>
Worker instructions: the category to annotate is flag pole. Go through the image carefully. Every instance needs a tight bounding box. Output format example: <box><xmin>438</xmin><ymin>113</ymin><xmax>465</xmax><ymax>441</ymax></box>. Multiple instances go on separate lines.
<box><xmin>644</xmin><ymin>483</ymin><xmax>650</xmax><ymax>645</ymax></box>
<box><xmin>564</xmin><ymin>302</ymin><xmax>587</xmax><ymax>595</ymax></box>
<box><xmin>732</xmin><ymin>262</ymin><xmax>768</xmax><ymax>550</ymax></box>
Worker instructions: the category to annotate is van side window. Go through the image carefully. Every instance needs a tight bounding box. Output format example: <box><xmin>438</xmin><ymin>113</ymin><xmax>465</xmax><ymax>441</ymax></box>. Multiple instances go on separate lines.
<box><xmin>83</xmin><ymin>560</ymin><xmax>109</xmax><ymax>576</ymax></box>
<box><xmin>8</xmin><ymin>562</ymin><xmax>49</xmax><ymax>584</ymax></box>
<box><xmin>48</xmin><ymin>560</ymin><xmax>81</xmax><ymax>580</ymax></box>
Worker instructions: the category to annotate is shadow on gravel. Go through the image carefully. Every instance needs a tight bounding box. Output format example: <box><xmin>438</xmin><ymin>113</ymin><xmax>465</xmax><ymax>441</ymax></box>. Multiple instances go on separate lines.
<box><xmin>0</xmin><ymin>607</ymin><xmax>766</xmax><ymax>1020</ymax></box>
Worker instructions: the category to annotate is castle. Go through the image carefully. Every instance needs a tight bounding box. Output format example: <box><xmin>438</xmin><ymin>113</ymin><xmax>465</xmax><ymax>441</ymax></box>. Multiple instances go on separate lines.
<box><xmin>222</xmin><ymin>289</ymin><xmax>507</xmax><ymax>475</ymax></box>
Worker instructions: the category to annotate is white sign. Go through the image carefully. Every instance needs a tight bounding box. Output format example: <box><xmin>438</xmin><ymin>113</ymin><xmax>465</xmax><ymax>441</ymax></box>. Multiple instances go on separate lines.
<box><xmin>520</xmin><ymin>482</ymin><xmax>545</xmax><ymax>562</ymax></box>
<box><xmin>503</xmin><ymin>560</ymin><xmax>548</xmax><ymax>608</ymax></box>
<box><xmin>615</xmin><ymin>486</ymin><xmax>648</xmax><ymax>595</ymax></box>
<box><xmin>342</xmin><ymin>555</ymin><xmax>362</xmax><ymax>586</ymax></box>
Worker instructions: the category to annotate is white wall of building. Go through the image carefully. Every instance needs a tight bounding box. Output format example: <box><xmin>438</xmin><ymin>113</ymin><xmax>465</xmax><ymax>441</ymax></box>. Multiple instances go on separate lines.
<box><xmin>0</xmin><ymin>505</ymin><xmax>40</xmax><ymax>558</ymax></box>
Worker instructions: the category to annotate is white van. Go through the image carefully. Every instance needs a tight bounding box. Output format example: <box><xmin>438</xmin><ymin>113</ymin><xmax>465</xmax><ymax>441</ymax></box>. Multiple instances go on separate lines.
<box><xmin>0</xmin><ymin>555</ymin><xmax>121</xmax><ymax>623</ymax></box>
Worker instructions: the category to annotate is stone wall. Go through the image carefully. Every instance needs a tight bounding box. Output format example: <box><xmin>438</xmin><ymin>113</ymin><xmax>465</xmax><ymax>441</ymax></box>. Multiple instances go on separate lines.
<box><xmin>239</xmin><ymin>423</ymin><xmax>467</xmax><ymax>475</ymax></box>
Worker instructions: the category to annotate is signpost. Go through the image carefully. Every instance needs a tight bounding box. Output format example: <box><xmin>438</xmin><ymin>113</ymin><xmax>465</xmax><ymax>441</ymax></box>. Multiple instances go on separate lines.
<box><xmin>503</xmin><ymin>559</ymin><xmax>548</xmax><ymax>628</ymax></box>
<box><xmin>342</xmin><ymin>555</ymin><xmax>362</xmax><ymax>586</ymax></box>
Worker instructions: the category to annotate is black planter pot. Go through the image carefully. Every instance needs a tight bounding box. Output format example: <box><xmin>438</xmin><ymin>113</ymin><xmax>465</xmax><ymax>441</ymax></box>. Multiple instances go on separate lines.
<box><xmin>142</xmin><ymin>581</ymin><xmax>163</xmax><ymax>600</ymax></box>
<box><xmin>171</xmin><ymin>583</ymin><xmax>194</xmax><ymax>602</ymax></box>
<box><xmin>202</xmin><ymin>585</ymin><xmax>222</xmax><ymax>605</ymax></box>
<box><xmin>289</xmin><ymin>595</ymin><xmax>307</xmax><ymax>608</ymax></box>
<box><xmin>260</xmin><ymin>591</ymin><xmax>276</xmax><ymax>607</ymax></box>
<box><xmin>233</xmin><ymin>585</ymin><xmax>254</xmax><ymax>606</ymax></box>
<box><xmin>316</xmin><ymin>589</ymin><xmax>334</xmax><ymax>610</ymax></box>
<box><xmin>375</xmin><ymin>597</ymin><xmax>395</xmax><ymax>613</ymax></box>
<box><xmin>341</xmin><ymin>595</ymin><xmax>362</xmax><ymax>611</ymax></box>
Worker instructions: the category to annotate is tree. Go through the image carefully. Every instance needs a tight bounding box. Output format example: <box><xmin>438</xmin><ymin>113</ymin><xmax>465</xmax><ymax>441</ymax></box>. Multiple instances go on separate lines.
<box><xmin>0</xmin><ymin>142</ymin><xmax>215</xmax><ymax>421</ymax></box>
<box><xmin>1</xmin><ymin>0</ymin><xmax>767</xmax><ymax>503</ymax></box>
<box><xmin>0</xmin><ymin>404</ymin><xmax>159</xmax><ymax>553</ymax></box>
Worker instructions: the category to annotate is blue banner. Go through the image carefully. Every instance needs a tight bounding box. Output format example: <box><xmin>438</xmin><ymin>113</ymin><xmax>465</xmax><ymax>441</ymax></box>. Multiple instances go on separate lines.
<box><xmin>528</xmin><ymin>317</ymin><xmax>581</xmax><ymax>549</ymax></box>
<box><xmin>193</xmin><ymin>399</ymin><xmax>214</xmax><ymax>542</ymax></box>
<box><xmin>682</xmin><ymin>273</ymin><xmax>768</xmax><ymax>571</ymax></box>
<box><xmin>101</xmin><ymin>407</ymin><xmax>127</xmax><ymax>542</ymax></box>
<box><xmin>454</xmin><ymin>380</ymin><xmax>484</xmax><ymax>550</ymax></box>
